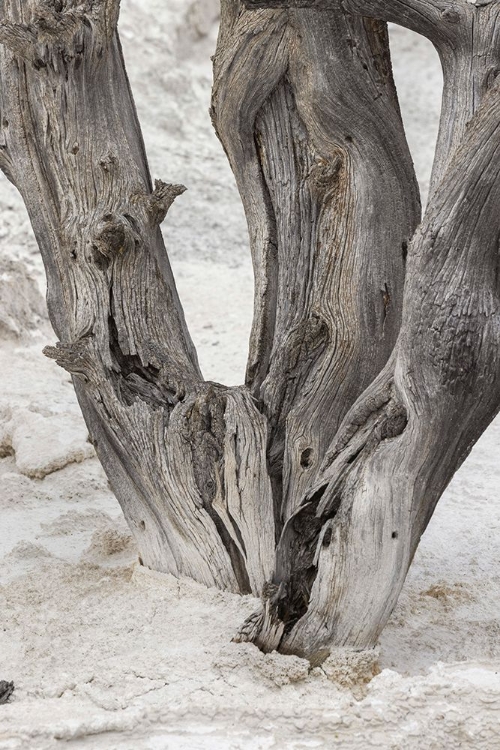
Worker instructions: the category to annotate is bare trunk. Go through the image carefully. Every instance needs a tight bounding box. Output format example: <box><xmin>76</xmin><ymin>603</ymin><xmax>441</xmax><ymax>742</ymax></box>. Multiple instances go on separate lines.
<box><xmin>1</xmin><ymin>0</ymin><xmax>500</xmax><ymax>662</ymax></box>
<box><xmin>0</xmin><ymin>0</ymin><xmax>275</xmax><ymax>596</ymax></box>
<box><xmin>238</xmin><ymin>0</ymin><xmax>500</xmax><ymax>660</ymax></box>
<box><xmin>212</xmin><ymin>1</ymin><xmax>419</xmax><ymax>530</ymax></box>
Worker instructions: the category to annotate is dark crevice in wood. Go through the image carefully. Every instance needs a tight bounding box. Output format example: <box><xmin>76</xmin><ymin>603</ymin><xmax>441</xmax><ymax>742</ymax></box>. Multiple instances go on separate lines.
<box><xmin>227</xmin><ymin>510</ymin><xmax>248</xmax><ymax>559</ymax></box>
<box><xmin>107</xmin><ymin>285</ymin><xmax>176</xmax><ymax>411</ymax></box>
<box><xmin>402</xmin><ymin>240</ymin><xmax>408</xmax><ymax>263</ymax></box>
<box><xmin>345</xmin><ymin>443</ymin><xmax>364</xmax><ymax>466</ymax></box>
<box><xmin>247</xmin><ymin>127</ymin><xmax>279</xmax><ymax>392</ymax></box>
<box><xmin>271</xmin><ymin>483</ymin><xmax>340</xmax><ymax>637</ymax></box>
<box><xmin>381</xmin><ymin>283</ymin><xmax>391</xmax><ymax>322</ymax></box>
<box><xmin>300</xmin><ymin>447</ymin><xmax>314</xmax><ymax>469</ymax></box>
<box><xmin>208</xmin><ymin>508</ymin><xmax>252</xmax><ymax>595</ymax></box>
<box><xmin>187</xmin><ymin>386</ymin><xmax>253</xmax><ymax>595</ymax></box>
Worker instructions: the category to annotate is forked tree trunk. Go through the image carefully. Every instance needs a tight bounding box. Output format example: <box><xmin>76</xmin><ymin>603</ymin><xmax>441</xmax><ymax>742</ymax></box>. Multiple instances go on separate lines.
<box><xmin>238</xmin><ymin>0</ymin><xmax>500</xmax><ymax>657</ymax></box>
<box><xmin>1</xmin><ymin>0</ymin><xmax>500</xmax><ymax>662</ymax></box>
<box><xmin>211</xmin><ymin>1</ymin><xmax>419</xmax><ymax>532</ymax></box>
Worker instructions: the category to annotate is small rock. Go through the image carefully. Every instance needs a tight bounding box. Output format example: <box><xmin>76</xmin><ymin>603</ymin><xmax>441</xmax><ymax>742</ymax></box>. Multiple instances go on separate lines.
<box><xmin>0</xmin><ymin>681</ymin><xmax>14</xmax><ymax>705</ymax></box>
<box><xmin>7</xmin><ymin>409</ymin><xmax>94</xmax><ymax>478</ymax></box>
<box><xmin>322</xmin><ymin>648</ymin><xmax>381</xmax><ymax>696</ymax></box>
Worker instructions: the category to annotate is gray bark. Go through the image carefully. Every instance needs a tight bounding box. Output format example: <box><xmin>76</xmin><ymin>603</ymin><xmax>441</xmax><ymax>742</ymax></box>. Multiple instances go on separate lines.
<box><xmin>1</xmin><ymin>0</ymin><xmax>500</xmax><ymax>662</ymax></box>
<box><xmin>212</xmin><ymin>1</ymin><xmax>419</xmax><ymax>530</ymax></box>
<box><xmin>0</xmin><ymin>0</ymin><xmax>275</xmax><ymax>596</ymax></box>
<box><xmin>237</xmin><ymin>0</ymin><xmax>500</xmax><ymax>659</ymax></box>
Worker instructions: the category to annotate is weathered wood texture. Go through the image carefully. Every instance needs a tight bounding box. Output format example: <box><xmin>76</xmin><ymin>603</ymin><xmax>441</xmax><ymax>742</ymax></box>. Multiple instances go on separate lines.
<box><xmin>237</xmin><ymin>0</ymin><xmax>500</xmax><ymax>659</ymax></box>
<box><xmin>212</xmin><ymin>1</ymin><xmax>419</xmax><ymax>530</ymax></box>
<box><xmin>0</xmin><ymin>0</ymin><xmax>275</xmax><ymax>596</ymax></box>
<box><xmin>2</xmin><ymin>0</ymin><xmax>500</xmax><ymax>662</ymax></box>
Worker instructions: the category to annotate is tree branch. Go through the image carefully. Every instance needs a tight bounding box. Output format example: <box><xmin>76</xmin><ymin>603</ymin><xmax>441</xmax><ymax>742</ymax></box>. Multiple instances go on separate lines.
<box><xmin>243</xmin><ymin>0</ymin><xmax>469</xmax><ymax>45</ymax></box>
<box><xmin>0</xmin><ymin>0</ymin><xmax>277</xmax><ymax>596</ymax></box>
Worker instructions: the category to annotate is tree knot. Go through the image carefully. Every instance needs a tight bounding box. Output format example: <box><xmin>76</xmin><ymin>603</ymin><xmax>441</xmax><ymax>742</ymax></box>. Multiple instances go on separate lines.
<box><xmin>307</xmin><ymin>152</ymin><xmax>345</xmax><ymax>198</ymax></box>
<box><xmin>92</xmin><ymin>213</ymin><xmax>139</xmax><ymax>263</ymax></box>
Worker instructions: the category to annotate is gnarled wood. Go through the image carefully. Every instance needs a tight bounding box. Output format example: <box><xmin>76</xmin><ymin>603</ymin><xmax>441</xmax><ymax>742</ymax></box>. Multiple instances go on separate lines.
<box><xmin>212</xmin><ymin>2</ymin><xmax>419</xmax><ymax>530</ymax></box>
<box><xmin>2</xmin><ymin>0</ymin><xmax>500</xmax><ymax>663</ymax></box>
<box><xmin>236</xmin><ymin>0</ymin><xmax>500</xmax><ymax>659</ymax></box>
<box><xmin>279</xmin><ymin>77</ymin><xmax>500</xmax><ymax>656</ymax></box>
<box><xmin>0</xmin><ymin>0</ymin><xmax>275</xmax><ymax>596</ymax></box>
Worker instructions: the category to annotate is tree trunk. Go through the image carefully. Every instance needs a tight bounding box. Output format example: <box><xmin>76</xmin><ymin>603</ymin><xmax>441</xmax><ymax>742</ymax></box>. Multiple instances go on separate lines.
<box><xmin>0</xmin><ymin>0</ymin><xmax>275</xmax><ymax>596</ymax></box>
<box><xmin>1</xmin><ymin>0</ymin><xmax>500</xmax><ymax>662</ymax></box>
<box><xmin>237</xmin><ymin>0</ymin><xmax>500</xmax><ymax>659</ymax></box>
<box><xmin>211</xmin><ymin>1</ymin><xmax>419</xmax><ymax>531</ymax></box>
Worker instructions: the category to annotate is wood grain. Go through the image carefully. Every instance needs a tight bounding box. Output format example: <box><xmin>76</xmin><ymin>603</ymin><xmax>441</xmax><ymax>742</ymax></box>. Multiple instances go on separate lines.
<box><xmin>2</xmin><ymin>0</ymin><xmax>500</xmax><ymax>660</ymax></box>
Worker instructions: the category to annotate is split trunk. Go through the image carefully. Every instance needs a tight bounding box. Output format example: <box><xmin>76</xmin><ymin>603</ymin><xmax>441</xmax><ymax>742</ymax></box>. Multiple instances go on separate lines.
<box><xmin>1</xmin><ymin>0</ymin><xmax>500</xmax><ymax>661</ymax></box>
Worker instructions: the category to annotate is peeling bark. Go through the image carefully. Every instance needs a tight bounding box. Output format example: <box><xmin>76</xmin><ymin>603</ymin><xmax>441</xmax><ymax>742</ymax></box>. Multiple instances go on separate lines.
<box><xmin>2</xmin><ymin>0</ymin><xmax>500</xmax><ymax>661</ymax></box>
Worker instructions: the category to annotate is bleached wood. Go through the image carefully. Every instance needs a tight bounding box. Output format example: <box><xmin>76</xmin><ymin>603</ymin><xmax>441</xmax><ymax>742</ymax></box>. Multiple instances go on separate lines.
<box><xmin>236</xmin><ymin>0</ymin><xmax>500</xmax><ymax>659</ymax></box>
<box><xmin>0</xmin><ymin>0</ymin><xmax>274</xmax><ymax>596</ymax></box>
<box><xmin>212</xmin><ymin>1</ymin><xmax>419</xmax><ymax>528</ymax></box>
<box><xmin>2</xmin><ymin>0</ymin><xmax>500</xmax><ymax>661</ymax></box>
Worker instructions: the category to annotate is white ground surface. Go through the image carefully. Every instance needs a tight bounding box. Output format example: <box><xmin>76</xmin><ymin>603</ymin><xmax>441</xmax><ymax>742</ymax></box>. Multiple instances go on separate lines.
<box><xmin>1</xmin><ymin>4</ymin><xmax>500</xmax><ymax>749</ymax></box>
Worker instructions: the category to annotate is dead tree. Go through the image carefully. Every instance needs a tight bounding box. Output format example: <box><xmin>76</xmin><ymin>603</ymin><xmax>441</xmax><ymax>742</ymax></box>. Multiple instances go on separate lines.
<box><xmin>1</xmin><ymin>0</ymin><xmax>500</xmax><ymax>662</ymax></box>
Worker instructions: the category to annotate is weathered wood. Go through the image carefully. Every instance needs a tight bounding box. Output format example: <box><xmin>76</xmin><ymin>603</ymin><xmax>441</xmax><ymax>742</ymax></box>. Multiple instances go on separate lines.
<box><xmin>0</xmin><ymin>0</ymin><xmax>275</xmax><ymax>596</ymax></box>
<box><xmin>279</xmin><ymin>75</ymin><xmax>500</xmax><ymax>656</ymax></box>
<box><xmin>2</xmin><ymin>0</ymin><xmax>500</xmax><ymax>662</ymax></box>
<box><xmin>236</xmin><ymin>0</ymin><xmax>500</xmax><ymax>659</ymax></box>
<box><xmin>212</xmin><ymin>1</ymin><xmax>419</xmax><ymax>530</ymax></box>
<box><xmin>242</xmin><ymin>0</ymin><xmax>500</xmax><ymax>193</ymax></box>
